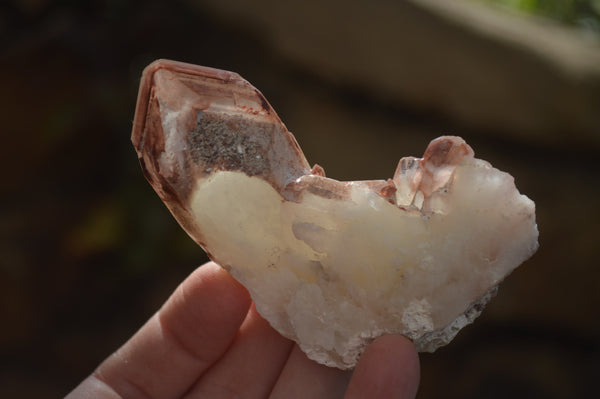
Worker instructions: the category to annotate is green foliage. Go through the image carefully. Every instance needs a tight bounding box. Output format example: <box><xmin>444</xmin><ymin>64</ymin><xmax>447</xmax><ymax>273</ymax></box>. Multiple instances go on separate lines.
<box><xmin>479</xmin><ymin>0</ymin><xmax>600</xmax><ymax>34</ymax></box>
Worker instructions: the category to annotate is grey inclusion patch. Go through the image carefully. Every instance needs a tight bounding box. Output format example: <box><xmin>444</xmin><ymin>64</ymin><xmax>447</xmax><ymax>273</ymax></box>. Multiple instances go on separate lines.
<box><xmin>189</xmin><ymin>110</ymin><xmax>270</xmax><ymax>176</ymax></box>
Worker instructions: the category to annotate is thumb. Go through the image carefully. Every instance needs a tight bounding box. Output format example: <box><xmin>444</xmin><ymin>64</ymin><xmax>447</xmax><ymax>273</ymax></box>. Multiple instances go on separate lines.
<box><xmin>345</xmin><ymin>335</ymin><xmax>420</xmax><ymax>399</ymax></box>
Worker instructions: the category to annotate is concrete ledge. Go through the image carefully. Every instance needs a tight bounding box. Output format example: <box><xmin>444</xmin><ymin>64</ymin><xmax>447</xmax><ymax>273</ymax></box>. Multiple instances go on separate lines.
<box><xmin>189</xmin><ymin>0</ymin><xmax>600</xmax><ymax>145</ymax></box>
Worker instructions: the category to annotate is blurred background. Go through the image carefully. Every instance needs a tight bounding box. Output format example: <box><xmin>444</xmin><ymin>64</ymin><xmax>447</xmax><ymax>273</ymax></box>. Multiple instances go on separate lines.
<box><xmin>1</xmin><ymin>0</ymin><xmax>599</xmax><ymax>397</ymax></box>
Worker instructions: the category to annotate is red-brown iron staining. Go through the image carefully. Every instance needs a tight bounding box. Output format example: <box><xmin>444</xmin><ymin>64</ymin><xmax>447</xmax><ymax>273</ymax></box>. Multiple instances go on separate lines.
<box><xmin>283</xmin><ymin>175</ymin><xmax>353</xmax><ymax>202</ymax></box>
<box><xmin>131</xmin><ymin>59</ymin><xmax>311</xmax><ymax>204</ymax></box>
<box><xmin>132</xmin><ymin>60</ymin><xmax>474</xmax><ymax>217</ymax></box>
<box><xmin>423</xmin><ymin>136</ymin><xmax>474</xmax><ymax>168</ymax></box>
<box><xmin>310</xmin><ymin>164</ymin><xmax>326</xmax><ymax>177</ymax></box>
<box><xmin>378</xmin><ymin>180</ymin><xmax>398</xmax><ymax>204</ymax></box>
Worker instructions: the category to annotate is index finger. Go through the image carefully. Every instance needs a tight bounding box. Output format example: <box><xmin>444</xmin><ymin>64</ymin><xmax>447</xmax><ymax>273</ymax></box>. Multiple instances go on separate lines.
<box><xmin>67</xmin><ymin>262</ymin><xmax>252</xmax><ymax>399</ymax></box>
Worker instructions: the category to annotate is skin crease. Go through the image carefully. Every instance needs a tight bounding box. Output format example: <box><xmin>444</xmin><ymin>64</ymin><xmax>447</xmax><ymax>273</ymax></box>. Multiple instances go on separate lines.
<box><xmin>66</xmin><ymin>262</ymin><xmax>420</xmax><ymax>399</ymax></box>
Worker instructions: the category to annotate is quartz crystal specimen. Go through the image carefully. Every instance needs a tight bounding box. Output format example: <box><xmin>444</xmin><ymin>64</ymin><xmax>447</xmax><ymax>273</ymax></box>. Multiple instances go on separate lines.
<box><xmin>132</xmin><ymin>60</ymin><xmax>539</xmax><ymax>369</ymax></box>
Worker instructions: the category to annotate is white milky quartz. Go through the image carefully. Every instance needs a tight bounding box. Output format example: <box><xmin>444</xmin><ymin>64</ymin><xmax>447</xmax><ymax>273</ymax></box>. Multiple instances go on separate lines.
<box><xmin>132</xmin><ymin>60</ymin><xmax>539</xmax><ymax>370</ymax></box>
<box><xmin>188</xmin><ymin>158</ymin><xmax>538</xmax><ymax>369</ymax></box>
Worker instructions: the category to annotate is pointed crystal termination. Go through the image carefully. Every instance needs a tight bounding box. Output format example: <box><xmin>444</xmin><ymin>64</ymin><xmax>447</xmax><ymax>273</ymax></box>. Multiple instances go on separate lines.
<box><xmin>132</xmin><ymin>59</ymin><xmax>539</xmax><ymax>370</ymax></box>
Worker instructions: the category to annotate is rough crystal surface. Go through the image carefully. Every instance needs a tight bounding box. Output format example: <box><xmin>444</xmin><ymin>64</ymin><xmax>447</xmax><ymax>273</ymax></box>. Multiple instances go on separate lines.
<box><xmin>132</xmin><ymin>60</ymin><xmax>539</xmax><ymax>369</ymax></box>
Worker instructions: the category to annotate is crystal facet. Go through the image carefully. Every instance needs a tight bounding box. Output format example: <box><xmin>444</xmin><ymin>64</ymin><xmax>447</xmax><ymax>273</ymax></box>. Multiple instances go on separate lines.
<box><xmin>132</xmin><ymin>60</ymin><xmax>539</xmax><ymax>369</ymax></box>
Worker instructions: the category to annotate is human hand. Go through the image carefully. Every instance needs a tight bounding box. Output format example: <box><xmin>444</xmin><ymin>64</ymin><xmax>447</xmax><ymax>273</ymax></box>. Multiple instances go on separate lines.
<box><xmin>67</xmin><ymin>262</ymin><xmax>420</xmax><ymax>398</ymax></box>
